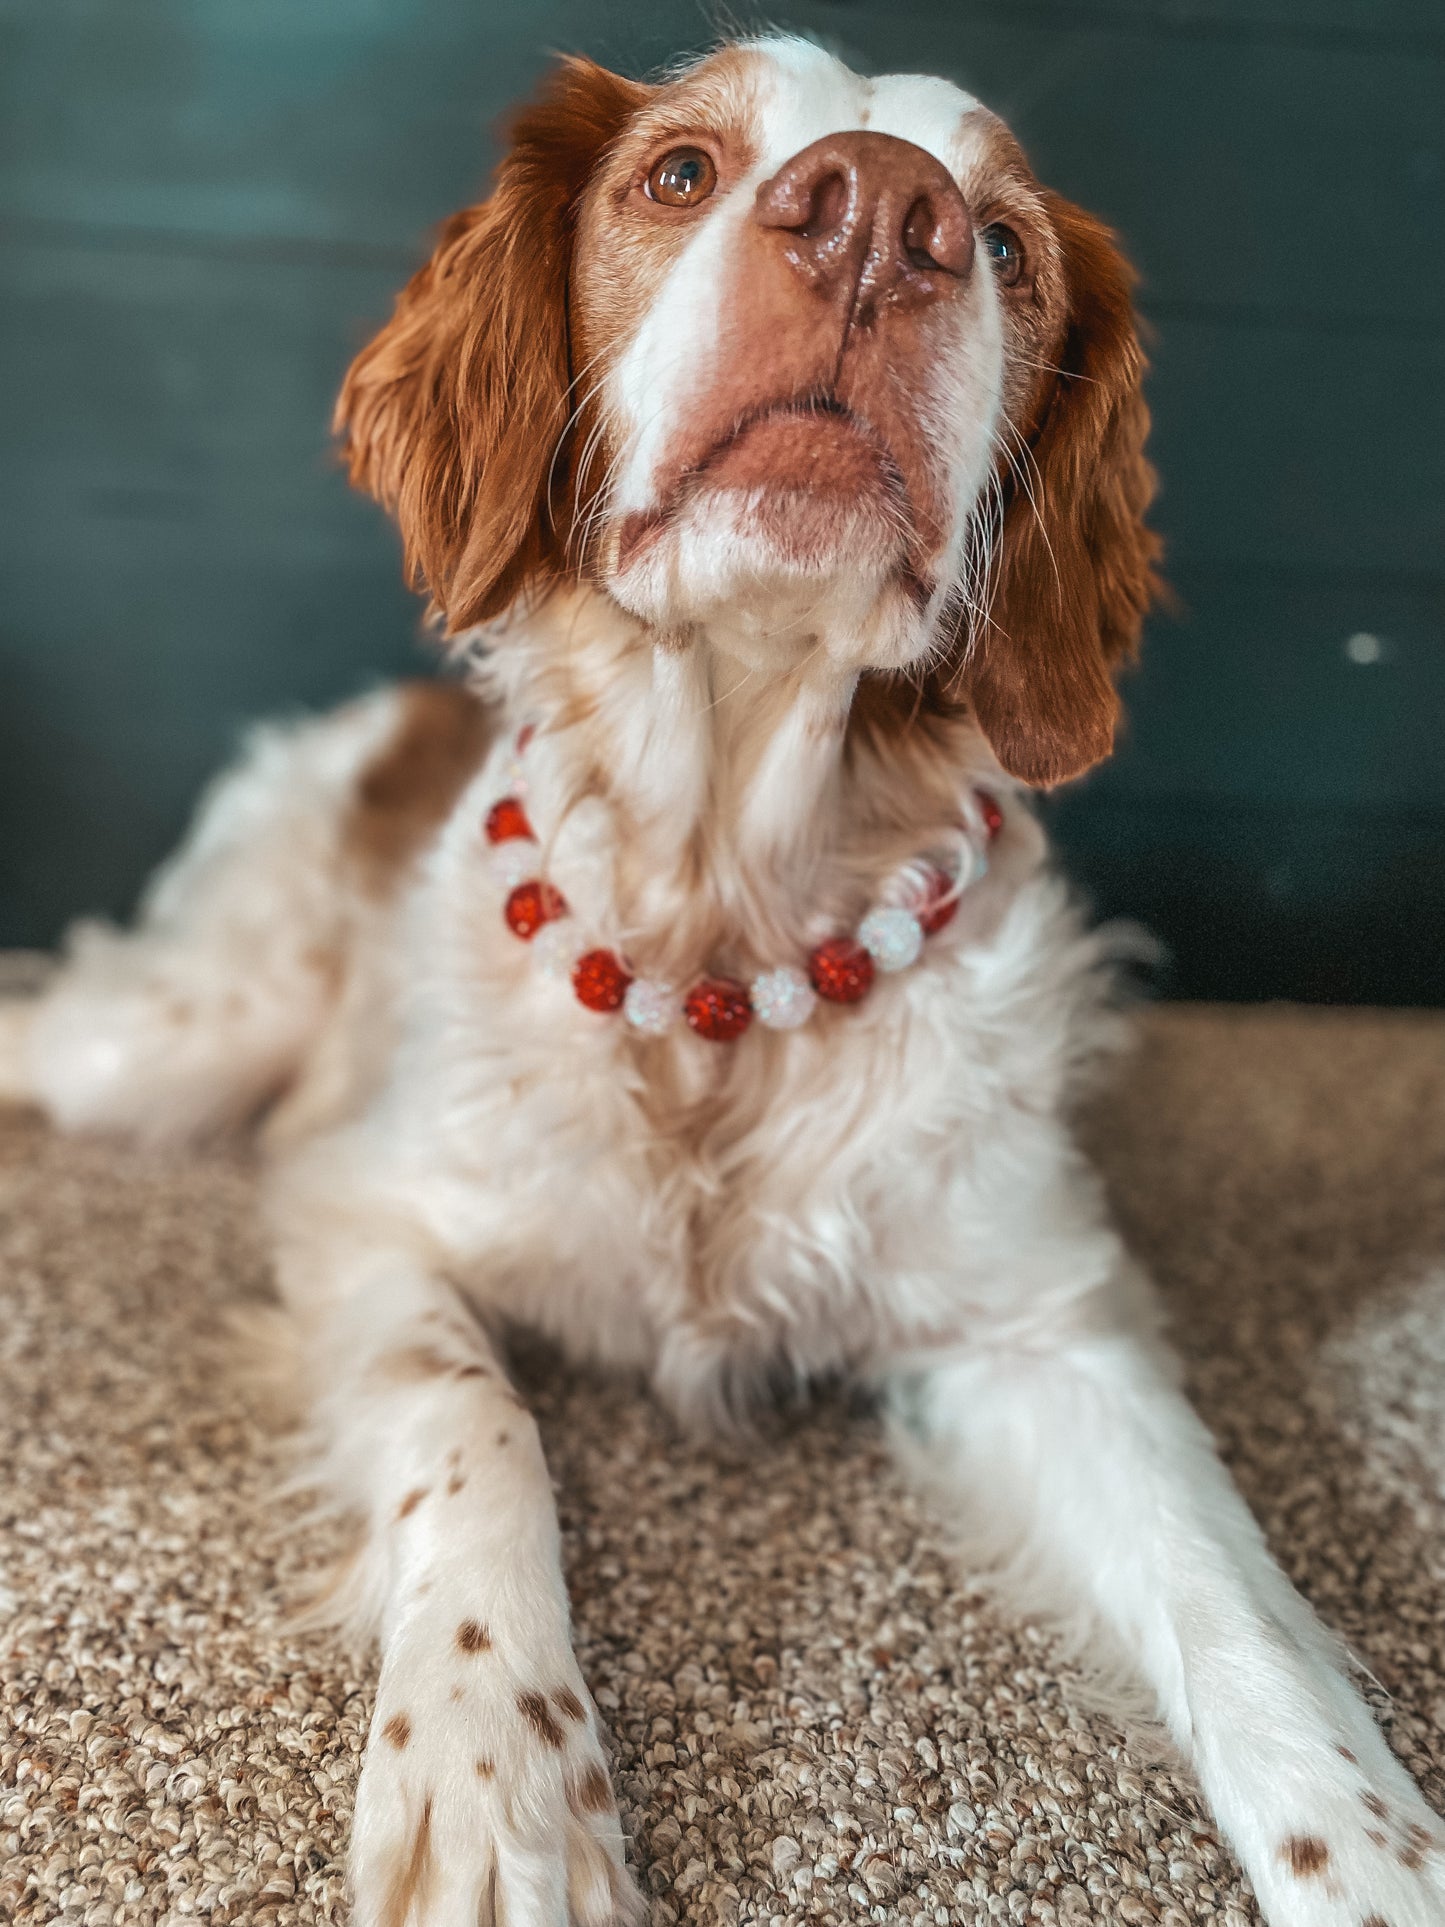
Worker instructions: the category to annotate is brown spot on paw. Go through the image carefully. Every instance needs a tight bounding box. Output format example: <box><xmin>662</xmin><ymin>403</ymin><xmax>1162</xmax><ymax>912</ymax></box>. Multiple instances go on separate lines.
<box><xmin>456</xmin><ymin>1619</ymin><xmax>492</xmax><ymax>1655</ymax></box>
<box><xmin>379</xmin><ymin>1791</ymin><xmax>434</xmax><ymax>1927</ymax></box>
<box><xmin>475</xmin><ymin>1756</ymin><xmax>495</xmax><ymax>1778</ymax></box>
<box><xmin>446</xmin><ymin>1473</ymin><xmax>466</xmax><ymax>1495</ymax></box>
<box><xmin>1363</xmin><ymin>1916</ymin><xmax>1391</xmax><ymax>1927</ymax></box>
<box><xmin>1363</xmin><ymin>1792</ymin><xmax>1389</xmax><ymax>1819</ymax></box>
<box><xmin>1368</xmin><ymin>1830</ymin><xmax>1389</xmax><ymax>1849</ymax></box>
<box><xmin>496</xmin><ymin>1430</ymin><xmax>510</xmax><ymax>1448</ymax></box>
<box><xmin>1280</xmin><ymin>1835</ymin><xmax>1329</xmax><ymax>1878</ymax></box>
<box><xmin>1406</xmin><ymin>1823</ymin><xmax>1435</xmax><ymax>1852</ymax></box>
<box><xmin>569</xmin><ymin>1763</ymin><xmax>613</xmax><ymax>1815</ymax></box>
<box><xmin>1337</xmin><ymin>1744</ymin><xmax>1358</xmax><ymax>1763</ymax></box>
<box><xmin>517</xmin><ymin>1690</ymin><xmax>565</xmax><ymax>1748</ymax></box>
<box><xmin>552</xmin><ymin>1686</ymin><xmax>587</xmax><ymax>1723</ymax></box>
<box><xmin>382</xmin><ymin>1712</ymin><xmax>412</xmax><ymax>1750</ymax></box>
<box><xmin>1400</xmin><ymin>1845</ymin><xmax>1425</xmax><ymax>1872</ymax></box>
<box><xmin>377</xmin><ymin>1344</ymin><xmax>454</xmax><ymax>1383</ymax></box>
<box><xmin>395</xmin><ymin>1487</ymin><xmax>429</xmax><ymax>1521</ymax></box>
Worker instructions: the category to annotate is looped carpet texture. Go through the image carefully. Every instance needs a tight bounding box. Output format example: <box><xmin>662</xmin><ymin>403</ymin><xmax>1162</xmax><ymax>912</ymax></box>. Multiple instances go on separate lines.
<box><xmin>2</xmin><ymin>1004</ymin><xmax>1444</xmax><ymax>1925</ymax></box>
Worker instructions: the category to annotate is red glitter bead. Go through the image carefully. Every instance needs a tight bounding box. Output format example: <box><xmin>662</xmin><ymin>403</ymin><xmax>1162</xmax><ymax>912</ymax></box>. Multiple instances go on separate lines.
<box><xmin>917</xmin><ymin>866</ymin><xmax>960</xmax><ymax>936</ymax></box>
<box><xmin>808</xmin><ymin>937</ymin><xmax>875</xmax><ymax>1005</ymax></box>
<box><xmin>683</xmin><ymin>977</ymin><xmax>753</xmax><ymax>1042</ymax></box>
<box><xmin>485</xmin><ymin>796</ymin><xmax>533</xmax><ymax>844</ymax></box>
<box><xmin>572</xmin><ymin>947</ymin><xmax>633</xmax><ymax>1014</ymax></box>
<box><xmin>977</xmin><ymin>790</ymin><xmax>1004</xmax><ymax>840</ymax></box>
<box><xmin>504</xmin><ymin>879</ymin><xmax>567</xmax><ymax>940</ymax></box>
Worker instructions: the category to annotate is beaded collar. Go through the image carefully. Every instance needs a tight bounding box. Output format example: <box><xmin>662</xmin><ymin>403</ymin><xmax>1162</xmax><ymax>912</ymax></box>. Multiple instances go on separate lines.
<box><xmin>482</xmin><ymin>726</ymin><xmax>1003</xmax><ymax>1043</ymax></box>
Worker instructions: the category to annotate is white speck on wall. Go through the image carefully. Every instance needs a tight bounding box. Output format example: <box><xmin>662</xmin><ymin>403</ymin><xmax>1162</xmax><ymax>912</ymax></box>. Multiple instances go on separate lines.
<box><xmin>1344</xmin><ymin>631</ymin><xmax>1385</xmax><ymax>664</ymax></box>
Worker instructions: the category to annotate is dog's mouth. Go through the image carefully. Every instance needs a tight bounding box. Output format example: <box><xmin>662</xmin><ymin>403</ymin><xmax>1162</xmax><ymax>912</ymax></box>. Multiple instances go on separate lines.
<box><xmin>689</xmin><ymin>395</ymin><xmax>904</xmax><ymax>499</ymax></box>
<box><xmin>615</xmin><ymin>394</ymin><xmax>913</xmax><ymax>576</ymax></box>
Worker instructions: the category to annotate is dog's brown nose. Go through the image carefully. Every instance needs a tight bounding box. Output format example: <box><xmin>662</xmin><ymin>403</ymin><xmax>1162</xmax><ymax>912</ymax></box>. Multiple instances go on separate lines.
<box><xmin>755</xmin><ymin>131</ymin><xmax>974</xmax><ymax>321</ymax></box>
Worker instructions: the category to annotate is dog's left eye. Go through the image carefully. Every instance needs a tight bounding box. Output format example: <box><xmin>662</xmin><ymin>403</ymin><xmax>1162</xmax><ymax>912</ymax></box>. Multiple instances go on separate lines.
<box><xmin>645</xmin><ymin>147</ymin><xmax>718</xmax><ymax>208</ymax></box>
<box><xmin>981</xmin><ymin>223</ymin><xmax>1025</xmax><ymax>286</ymax></box>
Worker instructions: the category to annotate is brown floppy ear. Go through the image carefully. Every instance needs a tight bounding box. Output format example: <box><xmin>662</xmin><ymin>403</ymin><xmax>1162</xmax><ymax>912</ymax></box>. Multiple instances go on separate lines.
<box><xmin>334</xmin><ymin>58</ymin><xmax>649</xmax><ymax>633</ymax></box>
<box><xmin>962</xmin><ymin>196</ymin><xmax>1161</xmax><ymax>787</ymax></box>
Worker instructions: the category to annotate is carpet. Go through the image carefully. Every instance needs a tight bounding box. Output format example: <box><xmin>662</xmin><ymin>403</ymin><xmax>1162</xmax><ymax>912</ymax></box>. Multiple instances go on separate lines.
<box><xmin>2</xmin><ymin>1004</ymin><xmax>1444</xmax><ymax>1926</ymax></box>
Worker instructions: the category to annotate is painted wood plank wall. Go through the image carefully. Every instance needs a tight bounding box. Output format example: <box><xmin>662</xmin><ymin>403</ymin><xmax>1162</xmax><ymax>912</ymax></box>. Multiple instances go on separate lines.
<box><xmin>1</xmin><ymin>0</ymin><xmax>1441</xmax><ymax>998</ymax></box>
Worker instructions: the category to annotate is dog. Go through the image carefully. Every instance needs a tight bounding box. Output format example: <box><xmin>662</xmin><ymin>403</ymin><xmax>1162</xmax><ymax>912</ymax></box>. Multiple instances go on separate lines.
<box><xmin>3</xmin><ymin>35</ymin><xmax>1442</xmax><ymax>1927</ymax></box>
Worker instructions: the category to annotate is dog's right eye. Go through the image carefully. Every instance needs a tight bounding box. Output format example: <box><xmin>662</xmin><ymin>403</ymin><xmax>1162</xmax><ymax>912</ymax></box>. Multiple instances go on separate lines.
<box><xmin>645</xmin><ymin>147</ymin><xmax>718</xmax><ymax>208</ymax></box>
<box><xmin>981</xmin><ymin>222</ymin><xmax>1026</xmax><ymax>287</ymax></box>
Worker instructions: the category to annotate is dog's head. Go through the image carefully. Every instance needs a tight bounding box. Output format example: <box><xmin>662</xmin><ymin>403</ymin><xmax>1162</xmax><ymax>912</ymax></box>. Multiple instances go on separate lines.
<box><xmin>337</xmin><ymin>38</ymin><xmax>1159</xmax><ymax>786</ymax></box>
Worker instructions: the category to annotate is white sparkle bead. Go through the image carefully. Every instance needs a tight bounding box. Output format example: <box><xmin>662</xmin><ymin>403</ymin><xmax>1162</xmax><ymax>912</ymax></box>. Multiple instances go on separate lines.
<box><xmin>857</xmin><ymin>905</ymin><xmax>924</xmax><ymax>972</ymax></box>
<box><xmin>623</xmin><ymin>978</ymin><xmax>682</xmax><ymax>1036</ymax></box>
<box><xmin>531</xmin><ymin>919</ymin><xmax>587</xmax><ymax>981</ymax></box>
<box><xmin>503</xmin><ymin>757</ymin><xmax>529</xmax><ymax>797</ymax></box>
<box><xmin>488</xmin><ymin>840</ymin><xmax>536</xmax><ymax>890</ymax></box>
<box><xmin>750</xmin><ymin>966</ymin><xmax>817</xmax><ymax>1030</ymax></box>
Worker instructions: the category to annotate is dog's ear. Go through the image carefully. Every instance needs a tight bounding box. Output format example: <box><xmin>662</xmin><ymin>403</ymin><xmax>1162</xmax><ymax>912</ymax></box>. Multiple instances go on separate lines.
<box><xmin>961</xmin><ymin>196</ymin><xmax>1161</xmax><ymax>787</ymax></box>
<box><xmin>335</xmin><ymin>58</ymin><xmax>649</xmax><ymax>634</ymax></box>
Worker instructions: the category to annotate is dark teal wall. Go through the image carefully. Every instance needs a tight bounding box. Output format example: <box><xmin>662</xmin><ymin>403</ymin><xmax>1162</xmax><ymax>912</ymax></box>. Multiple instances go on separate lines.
<box><xmin>2</xmin><ymin>0</ymin><xmax>1442</xmax><ymax>999</ymax></box>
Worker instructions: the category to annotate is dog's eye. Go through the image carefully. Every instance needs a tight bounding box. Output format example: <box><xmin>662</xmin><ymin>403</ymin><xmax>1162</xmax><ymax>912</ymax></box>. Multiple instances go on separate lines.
<box><xmin>981</xmin><ymin>223</ymin><xmax>1025</xmax><ymax>286</ymax></box>
<box><xmin>645</xmin><ymin>147</ymin><xmax>718</xmax><ymax>209</ymax></box>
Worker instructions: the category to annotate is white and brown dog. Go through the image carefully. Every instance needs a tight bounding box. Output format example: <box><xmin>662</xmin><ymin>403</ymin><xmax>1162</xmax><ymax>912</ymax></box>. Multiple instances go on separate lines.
<box><xmin>3</xmin><ymin>35</ymin><xmax>1441</xmax><ymax>1927</ymax></box>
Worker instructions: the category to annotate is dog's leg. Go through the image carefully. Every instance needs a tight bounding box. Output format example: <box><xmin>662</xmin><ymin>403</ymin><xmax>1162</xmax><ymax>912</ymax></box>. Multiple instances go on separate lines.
<box><xmin>888</xmin><ymin>1260</ymin><xmax>1444</xmax><ymax>1927</ymax></box>
<box><xmin>290</xmin><ymin>1245</ymin><xmax>641</xmax><ymax>1927</ymax></box>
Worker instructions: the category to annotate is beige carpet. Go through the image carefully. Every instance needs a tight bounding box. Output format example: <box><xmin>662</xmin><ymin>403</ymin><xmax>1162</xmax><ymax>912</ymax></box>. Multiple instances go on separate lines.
<box><xmin>3</xmin><ymin>1005</ymin><xmax>1445</xmax><ymax>1927</ymax></box>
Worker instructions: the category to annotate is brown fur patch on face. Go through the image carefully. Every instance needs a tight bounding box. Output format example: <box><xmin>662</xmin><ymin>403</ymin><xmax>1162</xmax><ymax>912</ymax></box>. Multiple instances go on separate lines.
<box><xmin>457</xmin><ymin>1619</ymin><xmax>493</xmax><ymax>1655</ymax></box>
<box><xmin>382</xmin><ymin>1712</ymin><xmax>412</xmax><ymax>1750</ymax></box>
<box><xmin>1368</xmin><ymin>1829</ymin><xmax>1389</xmax><ymax>1848</ymax></box>
<box><xmin>1279</xmin><ymin>1835</ymin><xmax>1329</xmax><ymax>1878</ymax></box>
<box><xmin>395</xmin><ymin>1487</ymin><xmax>429</xmax><ymax>1521</ymax></box>
<box><xmin>552</xmin><ymin>1686</ymin><xmax>587</xmax><ymax>1723</ymax></box>
<box><xmin>344</xmin><ymin>682</ymin><xmax>496</xmax><ymax>897</ymax></box>
<box><xmin>1401</xmin><ymin>1844</ymin><xmax>1426</xmax><ymax>1871</ymax></box>
<box><xmin>475</xmin><ymin>1757</ymin><xmax>495</xmax><ymax>1779</ymax></box>
<box><xmin>1337</xmin><ymin>1745</ymin><xmax>1358</xmax><ymax>1763</ymax></box>
<box><xmin>1364</xmin><ymin>1793</ymin><xmax>1390</xmax><ymax>1819</ymax></box>
<box><xmin>517</xmin><ymin>1689</ymin><xmax>566</xmax><ymax>1748</ymax></box>
<box><xmin>1406</xmin><ymin>1823</ymin><xmax>1435</xmax><ymax>1851</ymax></box>
<box><xmin>1362</xmin><ymin>1916</ymin><xmax>1391</xmax><ymax>1927</ymax></box>
<box><xmin>380</xmin><ymin>1793</ymin><xmax>433</xmax><ymax>1927</ymax></box>
<box><xmin>570</xmin><ymin>1763</ymin><xmax>613</xmax><ymax>1815</ymax></box>
<box><xmin>568</xmin><ymin>48</ymin><xmax>763</xmax><ymax>572</ymax></box>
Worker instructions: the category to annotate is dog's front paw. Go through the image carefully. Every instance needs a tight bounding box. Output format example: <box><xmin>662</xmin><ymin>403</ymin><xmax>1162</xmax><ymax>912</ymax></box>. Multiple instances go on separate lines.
<box><xmin>1251</xmin><ymin>1757</ymin><xmax>1445</xmax><ymax>1927</ymax></box>
<box><xmin>349</xmin><ymin>1614</ymin><xmax>641</xmax><ymax>1927</ymax></box>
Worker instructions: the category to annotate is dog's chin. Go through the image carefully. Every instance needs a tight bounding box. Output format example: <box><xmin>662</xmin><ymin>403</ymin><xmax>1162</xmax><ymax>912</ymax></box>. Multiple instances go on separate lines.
<box><xmin>607</xmin><ymin>480</ymin><xmax>933</xmax><ymax>670</ymax></box>
<box><xmin>715</xmin><ymin>481</ymin><xmax>906</xmax><ymax>574</ymax></box>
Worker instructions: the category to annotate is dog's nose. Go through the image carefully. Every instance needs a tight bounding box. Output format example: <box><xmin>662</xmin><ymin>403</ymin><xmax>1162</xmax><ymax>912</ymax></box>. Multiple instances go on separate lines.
<box><xmin>754</xmin><ymin>131</ymin><xmax>974</xmax><ymax>320</ymax></box>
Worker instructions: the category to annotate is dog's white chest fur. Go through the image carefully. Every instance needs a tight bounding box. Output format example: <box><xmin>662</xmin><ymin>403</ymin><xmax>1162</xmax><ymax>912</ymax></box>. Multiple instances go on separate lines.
<box><xmin>318</xmin><ymin>727</ymin><xmax>1116</xmax><ymax>1426</ymax></box>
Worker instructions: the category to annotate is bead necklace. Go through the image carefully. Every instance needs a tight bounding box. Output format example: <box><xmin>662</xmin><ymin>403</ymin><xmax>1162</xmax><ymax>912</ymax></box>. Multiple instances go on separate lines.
<box><xmin>482</xmin><ymin>726</ymin><xmax>1003</xmax><ymax>1043</ymax></box>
